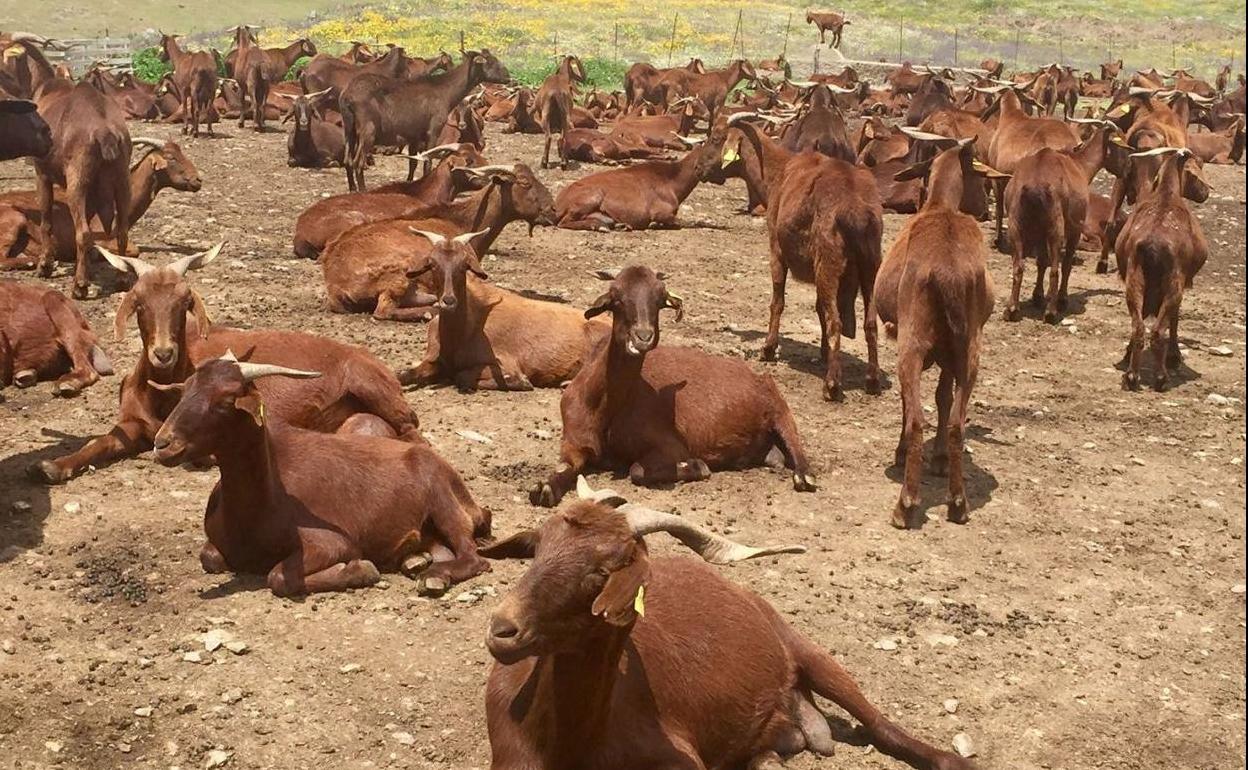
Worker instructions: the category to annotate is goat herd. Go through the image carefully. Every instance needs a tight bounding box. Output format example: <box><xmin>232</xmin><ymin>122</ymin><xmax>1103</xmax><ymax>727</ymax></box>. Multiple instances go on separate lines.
<box><xmin>1</xmin><ymin>19</ymin><xmax>1244</xmax><ymax>769</ymax></box>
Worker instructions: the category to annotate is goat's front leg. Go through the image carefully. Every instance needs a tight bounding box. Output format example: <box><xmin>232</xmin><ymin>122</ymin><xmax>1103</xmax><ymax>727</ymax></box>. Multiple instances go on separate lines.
<box><xmin>32</xmin><ymin>418</ymin><xmax>153</xmax><ymax>484</ymax></box>
<box><xmin>628</xmin><ymin>443</ymin><xmax>711</xmax><ymax>487</ymax></box>
<box><xmin>454</xmin><ymin>362</ymin><xmax>533</xmax><ymax>392</ymax></box>
<box><xmin>267</xmin><ymin>533</ymin><xmax>378</xmax><ymax>596</ymax></box>
<box><xmin>762</xmin><ymin>255</ymin><xmax>788</xmax><ymax>361</ymax></box>
<box><xmin>532</xmin><ymin>440</ymin><xmax>596</xmax><ymax>507</ymax></box>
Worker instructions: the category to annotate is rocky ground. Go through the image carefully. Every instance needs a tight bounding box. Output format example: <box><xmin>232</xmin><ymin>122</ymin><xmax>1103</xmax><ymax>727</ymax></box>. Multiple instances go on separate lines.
<box><xmin>0</xmin><ymin>120</ymin><xmax>1244</xmax><ymax>770</ymax></box>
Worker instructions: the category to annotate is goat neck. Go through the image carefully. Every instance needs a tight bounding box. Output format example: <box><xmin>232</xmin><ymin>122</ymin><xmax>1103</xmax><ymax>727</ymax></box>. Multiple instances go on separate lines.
<box><xmin>213</xmin><ymin>409</ymin><xmax>280</xmax><ymax>549</ymax></box>
<box><xmin>734</xmin><ymin>121</ymin><xmax>795</xmax><ymax>200</ymax></box>
<box><xmin>1071</xmin><ymin>126</ymin><xmax>1110</xmax><ymax>183</ymax></box>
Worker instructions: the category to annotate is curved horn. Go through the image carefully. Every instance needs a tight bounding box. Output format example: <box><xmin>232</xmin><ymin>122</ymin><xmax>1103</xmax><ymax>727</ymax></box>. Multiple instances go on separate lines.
<box><xmin>898</xmin><ymin>126</ymin><xmax>951</xmax><ymax>141</ymax></box>
<box><xmin>414</xmin><ymin>142</ymin><xmax>466</xmax><ymax>160</ymax></box>
<box><xmin>671</xmin><ymin>133</ymin><xmax>705</xmax><ymax>146</ymax></box>
<box><xmin>168</xmin><ymin>242</ymin><xmax>224</xmax><ymax>276</ymax></box>
<box><xmin>592</xmin><ymin>268</ymin><xmax>620</xmax><ymax>280</ymax></box>
<box><xmin>409</xmin><ymin>228</ymin><xmax>447</xmax><ymax>246</ymax></box>
<box><xmin>95</xmin><ymin>244</ymin><xmax>154</xmax><ymax>276</ymax></box>
<box><xmin>130</xmin><ymin>136</ymin><xmax>166</xmax><ymax>149</ymax></box>
<box><xmin>465</xmin><ymin>164</ymin><xmax>518</xmax><ymax>176</ymax></box>
<box><xmin>1067</xmin><ymin>117</ymin><xmax>1113</xmax><ymax>125</ymax></box>
<box><xmin>725</xmin><ymin>111</ymin><xmax>759</xmax><ymax>125</ymax></box>
<box><xmin>233</xmin><ymin>361</ymin><xmax>321</xmax><ymax>383</ymax></box>
<box><xmin>1129</xmin><ymin>146</ymin><xmax>1188</xmax><ymax>158</ymax></box>
<box><xmin>304</xmin><ymin>87</ymin><xmax>333</xmax><ymax>99</ymax></box>
<box><xmin>451</xmin><ymin>227</ymin><xmax>491</xmax><ymax>245</ymax></box>
<box><xmin>575</xmin><ymin>476</ymin><xmax>629</xmax><ymax>506</ymax></box>
<box><xmin>621</xmin><ymin>505</ymin><xmax>806</xmax><ymax>564</ymax></box>
<box><xmin>1128</xmin><ymin>86</ymin><xmax>1160</xmax><ymax>96</ymax></box>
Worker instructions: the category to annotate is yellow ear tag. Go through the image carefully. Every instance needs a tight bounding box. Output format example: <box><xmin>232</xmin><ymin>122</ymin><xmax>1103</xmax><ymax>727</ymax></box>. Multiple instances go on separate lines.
<box><xmin>1111</xmin><ymin>135</ymin><xmax>1130</xmax><ymax>148</ymax></box>
<box><xmin>633</xmin><ymin>585</ymin><xmax>646</xmax><ymax>617</ymax></box>
<box><xmin>256</xmin><ymin>402</ymin><xmax>265</xmax><ymax>427</ymax></box>
<box><xmin>721</xmin><ymin>146</ymin><xmax>739</xmax><ymax>168</ymax></box>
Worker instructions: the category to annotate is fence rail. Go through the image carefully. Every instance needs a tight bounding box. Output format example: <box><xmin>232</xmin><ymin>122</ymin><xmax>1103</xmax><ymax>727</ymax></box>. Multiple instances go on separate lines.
<box><xmin>43</xmin><ymin>37</ymin><xmax>133</xmax><ymax>74</ymax></box>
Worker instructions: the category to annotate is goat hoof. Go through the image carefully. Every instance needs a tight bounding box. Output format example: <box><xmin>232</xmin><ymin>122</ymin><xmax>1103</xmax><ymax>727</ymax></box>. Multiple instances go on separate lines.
<box><xmin>29</xmin><ymin>460</ymin><xmax>69</xmax><ymax>485</ymax></box>
<box><xmin>792</xmin><ymin>472</ymin><xmax>817</xmax><ymax>492</ymax></box>
<box><xmin>53</xmin><ymin>381</ymin><xmax>81</xmax><ymax>398</ymax></box>
<box><xmin>416</xmin><ymin>575</ymin><xmax>449</xmax><ymax>597</ymax></box>
<box><xmin>530</xmin><ymin>482</ymin><xmax>558</xmax><ymax>508</ymax></box>
<box><xmin>1151</xmin><ymin>376</ymin><xmax>1168</xmax><ymax>393</ymax></box>
<box><xmin>71</xmin><ymin>283</ymin><xmax>89</xmax><ymax>301</ymax></box>
<box><xmin>1002</xmin><ymin>308</ymin><xmax>1020</xmax><ymax>322</ymax></box>
<box><xmin>865</xmin><ymin>377</ymin><xmax>882</xmax><ymax>396</ymax></box>
<box><xmin>1043</xmin><ymin>311</ymin><xmax>1060</xmax><ymax>325</ymax></box>
<box><xmin>1095</xmin><ymin>261</ymin><xmax>1109</xmax><ymax>275</ymax></box>
<box><xmin>1166</xmin><ymin>350</ymin><xmax>1183</xmax><ymax>370</ymax></box>
<box><xmin>947</xmin><ymin>497</ymin><xmax>969</xmax><ymax>524</ymax></box>
<box><xmin>13</xmin><ymin>369</ymin><xmax>36</xmax><ymax>388</ymax></box>
<box><xmin>760</xmin><ymin>345</ymin><xmax>778</xmax><ymax>362</ymax></box>
<box><xmin>890</xmin><ymin>504</ymin><xmax>914</xmax><ymax>530</ymax></box>
<box><xmin>400</xmin><ymin>552</ymin><xmax>432</xmax><ymax>576</ymax></box>
<box><xmin>929</xmin><ymin>455</ymin><xmax>949</xmax><ymax>477</ymax></box>
<box><xmin>821</xmin><ymin>382</ymin><xmax>844</xmax><ymax>402</ymax></box>
<box><xmin>1121</xmin><ymin>372</ymin><xmax>1140</xmax><ymax>391</ymax></box>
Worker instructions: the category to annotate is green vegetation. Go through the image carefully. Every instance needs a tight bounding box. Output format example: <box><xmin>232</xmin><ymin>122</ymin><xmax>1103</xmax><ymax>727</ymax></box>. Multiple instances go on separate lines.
<box><xmin>509</xmin><ymin>57</ymin><xmax>630</xmax><ymax>89</ymax></box>
<box><xmin>131</xmin><ymin>47</ymin><xmax>173</xmax><ymax>84</ymax></box>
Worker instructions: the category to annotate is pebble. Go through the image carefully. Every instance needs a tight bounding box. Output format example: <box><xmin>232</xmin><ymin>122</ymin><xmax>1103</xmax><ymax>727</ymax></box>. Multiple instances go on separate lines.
<box><xmin>340</xmin><ymin>663</ymin><xmax>362</xmax><ymax>674</ymax></box>
<box><xmin>391</xmin><ymin>731</ymin><xmax>416</xmax><ymax>746</ymax></box>
<box><xmin>872</xmin><ymin>638</ymin><xmax>898</xmax><ymax>651</ymax></box>
<box><xmin>1</xmin><ymin>640</ymin><xmax>14</xmax><ymax>654</ymax></box>
<box><xmin>220</xmin><ymin>689</ymin><xmax>244</xmax><ymax>705</ymax></box>
<box><xmin>45</xmin><ymin>741</ymin><xmax>63</xmax><ymax>753</ymax></box>
<box><xmin>202</xmin><ymin>629</ymin><xmax>233</xmax><ymax>652</ymax></box>
<box><xmin>1206</xmin><ymin>393</ymin><xmax>1232</xmax><ymax>406</ymax></box>
<box><xmin>456</xmin><ymin>429</ymin><xmax>493</xmax><ymax>444</ymax></box>
<box><xmin>204</xmin><ymin>749</ymin><xmax>231</xmax><ymax>768</ymax></box>
<box><xmin>943</xmin><ymin>698</ymin><xmax>960</xmax><ymax>714</ymax></box>
<box><xmin>926</xmin><ymin>634</ymin><xmax>959</xmax><ymax>648</ymax></box>
<box><xmin>134</xmin><ymin>706</ymin><xmax>153</xmax><ymax>718</ymax></box>
<box><xmin>224</xmin><ymin>641</ymin><xmax>249</xmax><ymax>655</ymax></box>
<box><xmin>63</xmin><ymin>501</ymin><xmax>81</xmax><ymax>515</ymax></box>
<box><xmin>952</xmin><ymin>733</ymin><xmax>977</xmax><ymax>758</ymax></box>
<box><xmin>11</xmin><ymin>500</ymin><xmax>31</xmax><ymax>514</ymax></box>
<box><xmin>1207</xmin><ymin>346</ymin><xmax>1234</xmax><ymax>357</ymax></box>
<box><xmin>182</xmin><ymin>651</ymin><xmax>203</xmax><ymax>663</ymax></box>
<box><xmin>1232</xmin><ymin>584</ymin><xmax>1246</xmax><ymax>594</ymax></box>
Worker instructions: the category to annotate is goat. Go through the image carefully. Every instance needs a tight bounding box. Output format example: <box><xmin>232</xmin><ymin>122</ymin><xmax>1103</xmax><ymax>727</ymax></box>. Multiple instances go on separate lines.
<box><xmin>981</xmin><ymin>58</ymin><xmax>1005</xmax><ymax>79</ymax></box>
<box><xmin>531</xmin><ymin>266</ymin><xmax>815</xmax><ymax>507</ymax></box>
<box><xmin>0</xmin><ymin>280</ymin><xmax>112</xmax><ymax>395</ymax></box>
<box><xmin>623</xmin><ymin>59</ymin><xmax>705</xmax><ymax>109</ymax></box>
<box><xmin>340</xmin><ymin>49</ymin><xmax>509</xmax><ymax>190</ymax></box>
<box><xmin>726</xmin><ymin>114</ymin><xmax>883</xmax><ymax>400</ymax></box>
<box><xmin>779</xmin><ymin>84</ymin><xmax>856</xmax><ymax>161</ymax></box>
<box><xmin>0</xmin><ymin>98</ymin><xmax>51</xmax><ymax>160</ymax></box>
<box><xmin>31</xmin><ymin>243</ymin><xmax>421</xmax><ymax>484</ymax></box>
<box><xmin>320</xmin><ymin>164</ymin><xmax>556</xmax><ymax>319</ymax></box>
<box><xmin>291</xmin><ymin>143</ymin><xmax>482</xmax><ymax>258</ymax></box>
<box><xmin>1101</xmin><ymin>59</ymin><xmax>1124</xmax><ymax>81</ymax></box>
<box><xmin>1000</xmin><ymin>122</ymin><xmax>1116</xmax><ymax>322</ymax></box>
<box><xmin>657</xmin><ymin>59</ymin><xmax>757</xmax><ymax>125</ymax></box>
<box><xmin>1114</xmin><ymin>148</ymin><xmax>1208</xmax><ymax>392</ymax></box>
<box><xmin>503</xmin><ymin>87</ymin><xmax>544</xmax><ymax>134</ymax></box>
<box><xmin>9</xmin><ymin>40</ymin><xmax>132</xmax><ymax>299</ymax></box>
<box><xmin>608</xmin><ymin>99</ymin><xmax>700</xmax><ymax>149</ymax></box>
<box><xmin>554</xmin><ymin>134</ymin><xmax>722</xmax><ymax>230</ymax></box>
<box><xmin>558</xmin><ymin>128</ymin><xmax>668</xmax><ymax>164</ymax></box>
<box><xmin>83</xmin><ymin>67</ymin><xmax>158</xmax><ymax>120</ymax></box>
<box><xmin>225</xmin><ymin>37</ymin><xmax>316</xmax><ymax>84</ymax></box>
<box><xmin>151</xmin><ymin>353</ymin><xmax>490</xmax><ymax>596</ymax></box>
<box><xmin>300</xmin><ymin>45</ymin><xmax>408</xmax><ymax>95</ymax></box>
<box><xmin>228</xmin><ymin>25</ymin><xmax>274</xmax><ymax>131</ymax></box>
<box><xmin>905</xmin><ymin>70</ymin><xmax>956</xmax><ymax>126</ymax></box>
<box><xmin>157</xmin><ymin>33</ymin><xmax>218</xmax><ymax>136</ymax></box>
<box><xmin>404</xmin><ymin>50</ymin><xmax>455</xmax><ymax>79</ymax></box>
<box><xmin>280</xmin><ymin>88</ymin><xmax>345</xmax><ymax>168</ymax></box>
<box><xmin>394</xmin><ymin>230</ymin><xmax>609</xmax><ymax>390</ymax></box>
<box><xmin>535</xmin><ymin>55</ymin><xmax>585</xmax><ymax>169</ymax></box>
<box><xmin>484</xmin><ymin>477</ymin><xmax>971</xmax><ymax>770</ymax></box>
<box><xmin>0</xmin><ymin>139</ymin><xmax>201</xmax><ymax>268</ymax></box>
<box><xmin>806</xmin><ymin>10</ymin><xmax>851</xmax><ymax>48</ymax></box>
<box><xmin>872</xmin><ymin>140</ymin><xmax>996</xmax><ymax>528</ymax></box>
<box><xmin>1186</xmin><ymin>116</ymin><xmax>1245</xmax><ymax>164</ymax></box>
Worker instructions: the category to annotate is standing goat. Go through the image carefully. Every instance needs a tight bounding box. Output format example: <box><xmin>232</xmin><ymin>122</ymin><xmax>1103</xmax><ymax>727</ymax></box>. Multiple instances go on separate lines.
<box><xmin>806</xmin><ymin>10</ymin><xmax>851</xmax><ymax>48</ymax></box>
<box><xmin>484</xmin><ymin>477</ymin><xmax>972</xmax><ymax>770</ymax></box>
<box><xmin>535</xmin><ymin>55</ymin><xmax>585</xmax><ymax>169</ymax></box>
<box><xmin>873</xmin><ymin>140</ymin><xmax>997</xmax><ymax>528</ymax></box>
<box><xmin>1114</xmin><ymin>147</ymin><xmax>1208</xmax><ymax>392</ymax></box>
<box><xmin>531</xmin><ymin>266</ymin><xmax>815</xmax><ymax>507</ymax></box>
<box><xmin>152</xmin><ymin>354</ymin><xmax>490</xmax><ymax>596</ymax></box>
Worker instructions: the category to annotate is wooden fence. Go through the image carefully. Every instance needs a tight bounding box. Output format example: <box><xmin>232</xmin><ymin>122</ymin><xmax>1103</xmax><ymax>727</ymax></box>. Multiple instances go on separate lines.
<box><xmin>42</xmin><ymin>37</ymin><xmax>133</xmax><ymax>74</ymax></box>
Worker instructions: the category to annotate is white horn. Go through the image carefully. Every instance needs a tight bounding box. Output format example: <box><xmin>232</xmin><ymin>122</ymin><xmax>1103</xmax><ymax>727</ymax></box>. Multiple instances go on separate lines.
<box><xmin>898</xmin><ymin>126</ymin><xmax>951</xmax><ymax>141</ymax></box>
<box><xmin>232</xmin><ymin>361</ymin><xmax>321</xmax><ymax>383</ymax></box>
<box><xmin>409</xmin><ymin>228</ymin><xmax>447</xmax><ymax>246</ymax></box>
<box><xmin>621</xmin><ymin>505</ymin><xmax>806</xmax><ymax>565</ymax></box>
<box><xmin>96</xmin><ymin>245</ymin><xmax>154</xmax><ymax>276</ymax></box>
<box><xmin>168</xmin><ymin>242</ymin><xmax>224</xmax><ymax>277</ymax></box>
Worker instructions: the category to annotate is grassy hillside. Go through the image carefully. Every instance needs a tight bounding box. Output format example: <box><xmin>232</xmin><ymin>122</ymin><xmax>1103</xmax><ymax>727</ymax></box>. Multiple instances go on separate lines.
<box><xmin>3</xmin><ymin>0</ymin><xmax>1243</xmax><ymax>79</ymax></box>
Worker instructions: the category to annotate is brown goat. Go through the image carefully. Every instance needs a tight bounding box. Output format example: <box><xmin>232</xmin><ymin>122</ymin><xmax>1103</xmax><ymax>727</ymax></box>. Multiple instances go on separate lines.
<box><xmin>779</xmin><ymin>84</ymin><xmax>856</xmax><ymax>161</ymax></box>
<box><xmin>1186</xmin><ymin>116</ymin><xmax>1245</xmax><ymax>164</ymax></box>
<box><xmin>657</xmin><ymin>60</ymin><xmax>757</xmax><ymax>125</ymax></box>
<box><xmin>623</xmin><ymin>59</ymin><xmax>706</xmax><ymax>108</ymax></box>
<box><xmin>280</xmin><ymin>88</ymin><xmax>345</xmax><ymax>168</ymax></box>
<box><xmin>0</xmin><ymin>138</ymin><xmax>201</xmax><ymax>268</ymax></box>
<box><xmin>157</xmin><ymin>34</ymin><xmax>218</xmax><ymax>137</ymax></box>
<box><xmin>227</xmin><ymin>25</ymin><xmax>274</xmax><ymax>132</ymax></box>
<box><xmin>1114</xmin><ymin>147</ymin><xmax>1209</xmax><ymax>392</ymax></box>
<box><xmin>290</xmin><ymin>143</ymin><xmax>482</xmax><ymax>258</ymax></box>
<box><xmin>806</xmin><ymin>10</ymin><xmax>851</xmax><ymax>48</ymax></box>
<box><xmin>300</xmin><ymin>45</ymin><xmax>408</xmax><ymax>96</ymax></box>
<box><xmin>484</xmin><ymin>478</ymin><xmax>971</xmax><ymax>770</ymax></box>
<box><xmin>395</xmin><ymin>230</ymin><xmax>609</xmax><ymax>390</ymax></box>
<box><xmin>531</xmin><ymin>266</ymin><xmax>815</xmax><ymax>507</ymax></box>
<box><xmin>558</xmin><ymin>127</ymin><xmax>668</xmax><ymax>164</ymax></box>
<box><xmin>1</xmin><ymin>279</ymin><xmax>112</xmax><ymax>394</ymax></box>
<box><xmin>152</xmin><ymin>354</ymin><xmax>489</xmax><ymax>596</ymax></box>
<box><xmin>726</xmin><ymin>114</ymin><xmax>883</xmax><ymax>400</ymax></box>
<box><xmin>31</xmin><ymin>244</ymin><xmax>421</xmax><ymax>484</ymax></box>
<box><xmin>554</xmin><ymin>133</ymin><xmax>722</xmax><ymax>230</ymax></box>
<box><xmin>535</xmin><ymin>55</ymin><xmax>585</xmax><ymax>169</ymax></box>
<box><xmin>320</xmin><ymin>165</ymin><xmax>556</xmax><ymax>320</ymax></box>
<box><xmin>10</xmin><ymin>41</ymin><xmax>132</xmax><ymax>299</ymax></box>
<box><xmin>873</xmin><ymin>141</ymin><xmax>996</xmax><ymax>528</ymax></box>
<box><xmin>1000</xmin><ymin>123</ymin><xmax>1115</xmax><ymax>322</ymax></box>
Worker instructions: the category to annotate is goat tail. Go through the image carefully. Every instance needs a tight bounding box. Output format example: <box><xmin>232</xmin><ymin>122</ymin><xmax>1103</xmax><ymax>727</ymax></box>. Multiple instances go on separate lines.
<box><xmin>97</xmin><ymin>129</ymin><xmax>124</xmax><ymax>162</ymax></box>
<box><xmin>767</xmin><ymin>382</ymin><xmax>808</xmax><ymax>473</ymax></box>
<box><xmin>1135</xmin><ymin>240</ymin><xmax>1173</xmax><ymax>320</ymax></box>
<box><xmin>340</xmin><ymin>97</ymin><xmax>362</xmax><ymax>171</ymax></box>
<box><xmin>787</xmin><ymin>628</ymin><xmax>962</xmax><ymax>769</ymax></box>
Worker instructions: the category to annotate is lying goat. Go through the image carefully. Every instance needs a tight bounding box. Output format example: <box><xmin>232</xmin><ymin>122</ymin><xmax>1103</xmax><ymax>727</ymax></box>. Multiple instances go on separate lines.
<box><xmin>531</xmin><ymin>266</ymin><xmax>815</xmax><ymax>507</ymax></box>
<box><xmin>483</xmin><ymin>477</ymin><xmax>972</xmax><ymax>770</ymax></box>
<box><xmin>394</xmin><ymin>230</ymin><xmax>609</xmax><ymax>390</ymax></box>
<box><xmin>152</xmin><ymin>354</ymin><xmax>490</xmax><ymax>596</ymax></box>
<box><xmin>1</xmin><ymin>280</ymin><xmax>112</xmax><ymax>394</ymax></box>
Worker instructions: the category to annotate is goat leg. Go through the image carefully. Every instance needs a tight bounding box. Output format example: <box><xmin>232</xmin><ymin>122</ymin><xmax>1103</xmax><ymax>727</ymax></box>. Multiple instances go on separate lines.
<box><xmin>31</xmin><ymin>419</ymin><xmax>152</xmax><ymax>484</ymax></box>
<box><xmin>892</xmin><ymin>352</ymin><xmax>925</xmax><ymax>529</ymax></box>
<box><xmin>929</xmin><ymin>370</ymin><xmax>954</xmax><ymax>477</ymax></box>
<box><xmin>761</xmin><ymin>259</ymin><xmax>788</xmax><ymax>361</ymax></box>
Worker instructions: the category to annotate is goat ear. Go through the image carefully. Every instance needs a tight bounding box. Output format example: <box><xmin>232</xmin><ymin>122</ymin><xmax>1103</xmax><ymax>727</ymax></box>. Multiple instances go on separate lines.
<box><xmin>591</xmin><ymin>547</ymin><xmax>650</xmax><ymax>626</ymax></box>
<box><xmin>584</xmin><ymin>291</ymin><xmax>614</xmax><ymax>319</ymax></box>
<box><xmin>893</xmin><ymin>158</ymin><xmax>933</xmax><ymax>182</ymax></box>
<box><xmin>479</xmin><ymin>530</ymin><xmax>540</xmax><ymax>560</ymax></box>
<box><xmin>114</xmin><ymin>291</ymin><xmax>137</xmax><ymax>343</ymax></box>
<box><xmin>189</xmin><ymin>289</ymin><xmax>212</xmax><ymax>339</ymax></box>
<box><xmin>234</xmin><ymin>392</ymin><xmax>265</xmax><ymax>427</ymax></box>
<box><xmin>663</xmin><ymin>290</ymin><xmax>684</xmax><ymax>322</ymax></box>
<box><xmin>149</xmin><ymin>152</ymin><xmax>169</xmax><ymax>170</ymax></box>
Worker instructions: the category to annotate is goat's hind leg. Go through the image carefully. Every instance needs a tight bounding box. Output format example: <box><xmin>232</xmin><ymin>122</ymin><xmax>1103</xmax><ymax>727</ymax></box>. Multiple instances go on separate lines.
<box><xmin>628</xmin><ymin>443</ymin><xmax>711</xmax><ymax>487</ymax></box>
<box><xmin>266</xmin><ymin>532</ymin><xmax>379</xmax><ymax>596</ymax></box>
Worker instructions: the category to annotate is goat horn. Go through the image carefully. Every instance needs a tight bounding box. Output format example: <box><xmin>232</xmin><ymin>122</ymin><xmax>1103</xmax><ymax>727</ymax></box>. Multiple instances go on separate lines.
<box><xmin>898</xmin><ymin>126</ymin><xmax>950</xmax><ymax>141</ymax></box>
<box><xmin>1129</xmin><ymin>146</ymin><xmax>1189</xmax><ymax>158</ymax></box>
<box><xmin>414</xmin><ymin>142</ymin><xmax>466</xmax><ymax>160</ymax></box>
<box><xmin>725</xmin><ymin>111</ymin><xmax>758</xmax><ymax>125</ymax></box>
<box><xmin>274</xmin><ymin>92</ymin><xmax>296</xmax><ymax>100</ymax></box>
<box><xmin>672</xmin><ymin>133</ymin><xmax>705</xmax><ymax>146</ymax></box>
<box><xmin>621</xmin><ymin>505</ymin><xmax>805</xmax><ymax>565</ymax></box>
<box><xmin>95</xmin><ymin>244</ymin><xmax>155</xmax><ymax>276</ymax></box>
<box><xmin>168</xmin><ymin>242</ymin><xmax>224</xmax><ymax>277</ymax></box>
<box><xmin>825</xmin><ymin>84</ymin><xmax>857</xmax><ymax>94</ymax></box>
<box><xmin>788</xmin><ymin>80</ymin><xmax>818</xmax><ymax>88</ymax></box>
<box><xmin>7</xmin><ymin>32</ymin><xmax>49</xmax><ymax>44</ymax></box>
<box><xmin>1067</xmin><ymin>117</ymin><xmax>1112</xmax><ymax>125</ymax></box>
<box><xmin>409</xmin><ymin>228</ymin><xmax>447</xmax><ymax>246</ymax></box>
<box><xmin>1128</xmin><ymin>86</ymin><xmax>1159</xmax><ymax>96</ymax></box>
<box><xmin>465</xmin><ymin>164</ymin><xmax>517</xmax><ymax>175</ymax></box>
<box><xmin>305</xmin><ymin>87</ymin><xmax>333</xmax><ymax>99</ymax></box>
<box><xmin>131</xmin><ymin>137</ymin><xmax>165</xmax><ymax>149</ymax></box>
<box><xmin>451</xmin><ymin>227</ymin><xmax>491</xmax><ymax>246</ymax></box>
<box><xmin>233</xmin><ymin>361</ymin><xmax>321</xmax><ymax>383</ymax></box>
<box><xmin>592</xmin><ymin>268</ymin><xmax>620</xmax><ymax>280</ymax></box>
<box><xmin>574</xmin><ymin>476</ymin><xmax>628</xmax><ymax>506</ymax></box>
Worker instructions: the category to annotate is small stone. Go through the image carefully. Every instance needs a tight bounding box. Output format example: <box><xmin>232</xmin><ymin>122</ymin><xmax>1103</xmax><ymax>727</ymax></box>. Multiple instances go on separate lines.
<box><xmin>63</xmin><ymin>501</ymin><xmax>81</xmax><ymax>515</ymax></box>
<box><xmin>221</xmin><ymin>689</ymin><xmax>244</xmax><ymax>705</ymax></box>
<box><xmin>11</xmin><ymin>500</ymin><xmax>31</xmax><ymax>514</ymax></box>
<box><xmin>1207</xmin><ymin>345</ymin><xmax>1233</xmax><ymax>357</ymax></box>
<box><xmin>45</xmin><ymin>741</ymin><xmax>63</xmax><ymax>753</ymax></box>
<box><xmin>943</xmin><ymin>698</ymin><xmax>959</xmax><ymax>714</ymax></box>
<box><xmin>391</xmin><ymin>731</ymin><xmax>416</xmax><ymax>746</ymax></box>
<box><xmin>456</xmin><ymin>429</ymin><xmax>493</xmax><ymax>444</ymax></box>
<box><xmin>1129</xmin><ymin>457</ymin><xmax>1146</xmax><ymax>466</ymax></box>
<box><xmin>1</xmin><ymin>640</ymin><xmax>14</xmax><ymax>654</ymax></box>
<box><xmin>872</xmin><ymin>638</ymin><xmax>898</xmax><ymax>651</ymax></box>
<box><xmin>224</xmin><ymin>641</ymin><xmax>249</xmax><ymax>655</ymax></box>
<box><xmin>182</xmin><ymin>651</ymin><xmax>203</xmax><ymax>663</ymax></box>
<box><xmin>952</xmin><ymin>732</ymin><xmax>977</xmax><ymax>757</ymax></box>
<box><xmin>118</xmin><ymin>742</ymin><xmax>132</xmax><ymax>753</ymax></box>
<box><xmin>204</xmin><ymin>749</ymin><xmax>230</xmax><ymax>768</ymax></box>
<box><xmin>1232</xmin><ymin>584</ymin><xmax>1246</xmax><ymax>594</ymax></box>
<box><xmin>1206</xmin><ymin>393</ymin><xmax>1231</xmax><ymax>406</ymax></box>
<box><xmin>134</xmin><ymin>706</ymin><xmax>153</xmax><ymax>717</ymax></box>
<box><xmin>926</xmin><ymin>634</ymin><xmax>959</xmax><ymax>648</ymax></box>
<box><xmin>201</xmin><ymin>629</ymin><xmax>233</xmax><ymax>652</ymax></box>
<box><xmin>340</xmin><ymin>663</ymin><xmax>362</xmax><ymax>674</ymax></box>
<box><xmin>454</xmin><ymin>591</ymin><xmax>479</xmax><ymax>603</ymax></box>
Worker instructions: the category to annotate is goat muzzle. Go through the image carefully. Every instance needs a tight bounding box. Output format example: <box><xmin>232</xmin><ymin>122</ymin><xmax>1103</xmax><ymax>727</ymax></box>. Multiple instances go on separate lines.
<box><xmin>626</xmin><ymin>328</ymin><xmax>656</xmax><ymax>356</ymax></box>
<box><xmin>149</xmin><ymin>345</ymin><xmax>179</xmax><ymax>370</ymax></box>
<box><xmin>485</xmin><ymin>608</ymin><xmax>536</xmax><ymax>664</ymax></box>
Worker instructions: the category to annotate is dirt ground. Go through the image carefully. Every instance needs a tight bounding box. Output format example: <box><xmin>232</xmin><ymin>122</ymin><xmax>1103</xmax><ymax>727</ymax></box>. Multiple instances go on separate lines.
<box><xmin>0</xmin><ymin>119</ymin><xmax>1244</xmax><ymax>770</ymax></box>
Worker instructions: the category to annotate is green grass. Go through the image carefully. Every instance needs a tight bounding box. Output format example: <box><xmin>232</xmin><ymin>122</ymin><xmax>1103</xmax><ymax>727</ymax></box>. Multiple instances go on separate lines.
<box><xmin>509</xmin><ymin>57</ymin><xmax>630</xmax><ymax>89</ymax></box>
